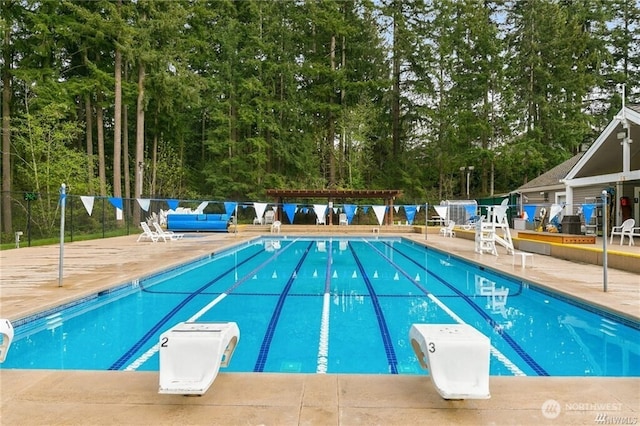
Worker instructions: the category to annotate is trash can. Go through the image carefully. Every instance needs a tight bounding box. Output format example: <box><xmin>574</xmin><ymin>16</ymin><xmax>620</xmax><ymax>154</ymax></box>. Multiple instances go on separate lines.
<box><xmin>561</xmin><ymin>215</ymin><xmax>581</xmax><ymax>235</ymax></box>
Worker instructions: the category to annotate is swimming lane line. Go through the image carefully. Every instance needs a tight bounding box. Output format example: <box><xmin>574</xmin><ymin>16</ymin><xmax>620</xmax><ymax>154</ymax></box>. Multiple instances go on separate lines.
<box><xmin>349</xmin><ymin>243</ymin><xmax>398</xmax><ymax>374</ymax></box>
<box><xmin>378</xmin><ymin>241</ymin><xmax>546</xmax><ymax>376</ymax></box>
<box><xmin>118</xmin><ymin>240</ymin><xmax>299</xmax><ymax>371</ymax></box>
<box><xmin>254</xmin><ymin>241</ymin><xmax>314</xmax><ymax>372</ymax></box>
<box><xmin>316</xmin><ymin>240</ymin><xmax>333</xmax><ymax>373</ymax></box>
<box><xmin>363</xmin><ymin>240</ymin><xmax>524</xmax><ymax>376</ymax></box>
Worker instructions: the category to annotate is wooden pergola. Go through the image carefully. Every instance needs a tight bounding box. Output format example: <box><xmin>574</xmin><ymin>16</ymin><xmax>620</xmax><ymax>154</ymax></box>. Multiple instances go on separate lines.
<box><xmin>265</xmin><ymin>189</ymin><xmax>403</xmax><ymax>225</ymax></box>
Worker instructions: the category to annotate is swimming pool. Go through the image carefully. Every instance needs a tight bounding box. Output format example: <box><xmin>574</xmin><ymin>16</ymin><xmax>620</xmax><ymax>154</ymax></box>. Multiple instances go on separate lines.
<box><xmin>2</xmin><ymin>236</ymin><xmax>639</xmax><ymax>376</ymax></box>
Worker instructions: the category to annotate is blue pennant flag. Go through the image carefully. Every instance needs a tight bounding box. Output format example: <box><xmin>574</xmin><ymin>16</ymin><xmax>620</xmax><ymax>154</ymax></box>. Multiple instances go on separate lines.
<box><xmin>582</xmin><ymin>204</ymin><xmax>595</xmax><ymax>224</ymax></box>
<box><xmin>108</xmin><ymin>197</ymin><xmax>123</xmax><ymax>210</ymax></box>
<box><xmin>283</xmin><ymin>203</ymin><xmax>297</xmax><ymax>224</ymax></box>
<box><xmin>343</xmin><ymin>204</ymin><xmax>356</xmax><ymax>224</ymax></box>
<box><xmin>404</xmin><ymin>205</ymin><xmax>417</xmax><ymax>225</ymax></box>
<box><xmin>524</xmin><ymin>205</ymin><xmax>537</xmax><ymax>223</ymax></box>
<box><xmin>224</xmin><ymin>201</ymin><xmax>237</xmax><ymax>217</ymax></box>
<box><xmin>167</xmin><ymin>199</ymin><xmax>179</xmax><ymax>210</ymax></box>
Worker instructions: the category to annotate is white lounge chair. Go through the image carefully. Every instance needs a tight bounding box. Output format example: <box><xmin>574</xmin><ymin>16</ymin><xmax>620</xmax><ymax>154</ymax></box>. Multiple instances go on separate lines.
<box><xmin>137</xmin><ymin>222</ymin><xmax>159</xmax><ymax>242</ymax></box>
<box><xmin>153</xmin><ymin>222</ymin><xmax>184</xmax><ymax>242</ymax></box>
<box><xmin>609</xmin><ymin>218</ymin><xmax>635</xmax><ymax>246</ymax></box>
<box><xmin>0</xmin><ymin>318</ymin><xmax>14</xmax><ymax>363</ymax></box>
<box><xmin>410</xmin><ymin>323</ymin><xmax>490</xmax><ymax>400</ymax></box>
<box><xmin>271</xmin><ymin>220</ymin><xmax>281</xmax><ymax>234</ymax></box>
<box><xmin>439</xmin><ymin>220</ymin><xmax>455</xmax><ymax>237</ymax></box>
<box><xmin>159</xmin><ymin>322</ymin><xmax>239</xmax><ymax>395</ymax></box>
<box><xmin>339</xmin><ymin>213</ymin><xmax>348</xmax><ymax>226</ymax></box>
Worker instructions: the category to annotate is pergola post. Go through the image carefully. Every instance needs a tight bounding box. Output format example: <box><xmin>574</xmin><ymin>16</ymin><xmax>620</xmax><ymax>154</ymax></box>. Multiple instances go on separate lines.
<box><xmin>328</xmin><ymin>198</ymin><xmax>334</xmax><ymax>225</ymax></box>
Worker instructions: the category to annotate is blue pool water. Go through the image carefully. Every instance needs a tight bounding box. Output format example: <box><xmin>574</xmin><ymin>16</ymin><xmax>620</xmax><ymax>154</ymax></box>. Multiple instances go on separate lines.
<box><xmin>2</xmin><ymin>237</ymin><xmax>639</xmax><ymax>376</ymax></box>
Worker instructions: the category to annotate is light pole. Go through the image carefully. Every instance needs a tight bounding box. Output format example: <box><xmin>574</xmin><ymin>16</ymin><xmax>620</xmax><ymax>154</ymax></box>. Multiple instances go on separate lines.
<box><xmin>459</xmin><ymin>166</ymin><xmax>475</xmax><ymax>199</ymax></box>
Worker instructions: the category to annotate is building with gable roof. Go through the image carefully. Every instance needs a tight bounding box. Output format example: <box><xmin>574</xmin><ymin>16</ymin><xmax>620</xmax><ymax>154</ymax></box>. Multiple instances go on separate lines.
<box><xmin>516</xmin><ymin>105</ymin><xmax>640</xmax><ymax>232</ymax></box>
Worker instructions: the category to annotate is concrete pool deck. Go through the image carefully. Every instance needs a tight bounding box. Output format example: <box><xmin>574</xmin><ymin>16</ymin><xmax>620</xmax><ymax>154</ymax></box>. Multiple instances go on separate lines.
<box><xmin>1</xmin><ymin>227</ymin><xmax>639</xmax><ymax>425</ymax></box>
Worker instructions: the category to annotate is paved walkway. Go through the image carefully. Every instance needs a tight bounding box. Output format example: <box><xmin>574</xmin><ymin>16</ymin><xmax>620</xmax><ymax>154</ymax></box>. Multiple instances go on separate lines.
<box><xmin>1</xmin><ymin>228</ymin><xmax>639</xmax><ymax>425</ymax></box>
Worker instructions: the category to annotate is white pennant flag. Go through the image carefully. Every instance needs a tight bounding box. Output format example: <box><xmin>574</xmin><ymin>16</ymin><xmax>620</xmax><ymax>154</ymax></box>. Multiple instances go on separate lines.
<box><xmin>137</xmin><ymin>198</ymin><xmax>151</xmax><ymax>212</ymax></box>
<box><xmin>80</xmin><ymin>196</ymin><xmax>95</xmax><ymax>216</ymax></box>
<box><xmin>434</xmin><ymin>205</ymin><xmax>448</xmax><ymax>221</ymax></box>
<box><xmin>549</xmin><ymin>204</ymin><xmax>563</xmax><ymax>221</ymax></box>
<box><xmin>372</xmin><ymin>205</ymin><xmax>387</xmax><ymax>226</ymax></box>
<box><xmin>253</xmin><ymin>202</ymin><xmax>268</xmax><ymax>221</ymax></box>
<box><xmin>313</xmin><ymin>204</ymin><xmax>327</xmax><ymax>224</ymax></box>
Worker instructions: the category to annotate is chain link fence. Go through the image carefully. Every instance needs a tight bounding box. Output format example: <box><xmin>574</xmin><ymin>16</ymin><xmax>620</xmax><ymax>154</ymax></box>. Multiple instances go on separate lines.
<box><xmin>2</xmin><ymin>190</ymin><xmax>608</xmax><ymax>247</ymax></box>
<box><xmin>2</xmin><ymin>191</ymin><xmax>152</xmax><ymax>246</ymax></box>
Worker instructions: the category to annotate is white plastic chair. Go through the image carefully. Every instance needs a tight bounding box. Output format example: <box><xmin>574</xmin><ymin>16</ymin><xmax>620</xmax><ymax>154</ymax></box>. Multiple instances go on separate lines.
<box><xmin>609</xmin><ymin>218</ymin><xmax>635</xmax><ymax>246</ymax></box>
<box><xmin>271</xmin><ymin>220</ymin><xmax>281</xmax><ymax>234</ymax></box>
<box><xmin>439</xmin><ymin>220</ymin><xmax>456</xmax><ymax>237</ymax></box>
<box><xmin>264</xmin><ymin>210</ymin><xmax>275</xmax><ymax>225</ymax></box>
<box><xmin>339</xmin><ymin>213</ymin><xmax>348</xmax><ymax>226</ymax></box>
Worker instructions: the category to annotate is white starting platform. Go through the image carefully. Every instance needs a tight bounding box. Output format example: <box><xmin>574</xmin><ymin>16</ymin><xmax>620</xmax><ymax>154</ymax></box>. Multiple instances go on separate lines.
<box><xmin>159</xmin><ymin>321</ymin><xmax>239</xmax><ymax>396</ymax></box>
<box><xmin>0</xmin><ymin>319</ymin><xmax>14</xmax><ymax>363</ymax></box>
<box><xmin>409</xmin><ymin>323</ymin><xmax>490</xmax><ymax>400</ymax></box>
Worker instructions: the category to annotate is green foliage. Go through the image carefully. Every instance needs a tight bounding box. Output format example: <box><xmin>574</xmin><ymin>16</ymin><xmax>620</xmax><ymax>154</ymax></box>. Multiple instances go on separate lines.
<box><xmin>12</xmin><ymin>102</ymin><xmax>94</xmax><ymax>234</ymax></box>
<box><xmin>2</xmin><ymin>0</ymin><xmax>638</xmax><ymax>240</ymax></box>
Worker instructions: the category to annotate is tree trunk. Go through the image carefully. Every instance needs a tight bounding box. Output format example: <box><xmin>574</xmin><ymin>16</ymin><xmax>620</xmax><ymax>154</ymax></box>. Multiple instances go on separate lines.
<box><xmin>96</xmin><ymin>91</ymin><xmax>107</xmax><ymax>196</ymax></box>
<box><xmin>123</xmin><ymin>105</ymin><xmax>130</xmax><ymax>199</ymax></box>
<box><xmin>123</xmin><ymin>61</ymin><xmax>130</xmax><ymax>203</ymax></box>
<box><xmin>2</xmin><ymin>16</ymin><xmax>12</xmax><ymax>234</ymax></box>
<box><xmin>113</xmin><ymin>0</ymin><xmax>123</xmax><ymax>209</ymax></box>
<box><xmin>113</xmin><ymin>46</ymin><xmax>122</xmax><ymax>202</ymax></box>
<box><xmin>134</xmin><ymin>60</ymin><xmax>146</xmax><ymax>227</ymax></box>
<box><xmin>85</xmin><ymin>94</ymin><xmax>94</xmax><ymax>193</ymax></box>
<box><xmin>391</xmin><ymin>7</ymin><xmax>401</xmax><ymax>159</ymax></box>
<box><xmin>327</xmin><ymin>34</ymin><xmax>336</xmax><ymax>188</ymax></box>
<box><xmin>340</xmin><ymin>34</ymin><xmax>347</xmax><ymax>184</ymax></box>
<box><xmin>82</xmin><ymin>48</ymin><xmax>94</xmax><ymax>193</ymax></box>
<box><xmin>151</xmin><ymin>110</ymin><xmax>158</xmax><ymax>196</ymax></box>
